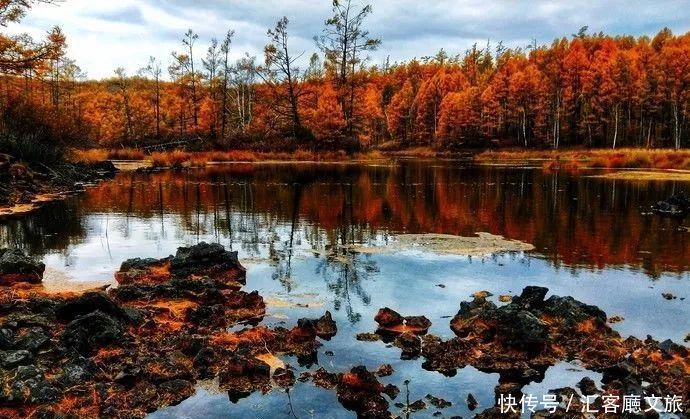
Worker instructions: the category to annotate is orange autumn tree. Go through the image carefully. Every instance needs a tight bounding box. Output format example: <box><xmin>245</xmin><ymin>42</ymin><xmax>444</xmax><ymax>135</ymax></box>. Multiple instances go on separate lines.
<box><xmin>309</xmin><ymin>82</ymin><xmax>347</xmax><ymax>148</ymax></box>
<box><xmin>508</xmin><ymin>63</ymin><xmax>544</xmax><ymax>147</ymax></box>
<box><xmin>386</xmin><ymin>80</ymin><xmax>416</xmax><ymax>146</ymax></box>
<box><xmin>437</xmin><ymin>87</ymin><xmax>482</xmax><ymax>146</ymax></box>
<box><xmin>3</xmin><ymin>3</ymin><xmax>690</xmax><ymax>155</ymax></box>
<box><xmin>360</xmin><ymin>83</ymin><xmax>386</xmax><ymax>147</ymax></box>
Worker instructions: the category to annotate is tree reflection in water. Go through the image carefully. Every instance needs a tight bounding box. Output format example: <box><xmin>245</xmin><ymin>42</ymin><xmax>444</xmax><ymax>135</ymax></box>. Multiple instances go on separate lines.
<box><xmin>315</xmin><ymin>249</ymin><xmax>375</xmax><ymax>324</ymax></box>
<box><xmin>2</xmin><ymin>161</ymin><xmax>689</xmax><ymax>281</ymax></box>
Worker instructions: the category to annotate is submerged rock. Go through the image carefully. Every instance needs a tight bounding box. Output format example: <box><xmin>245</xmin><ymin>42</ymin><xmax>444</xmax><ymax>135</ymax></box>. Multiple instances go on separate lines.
<box><xmin>273</xmin><ymin>367</ymin><xmax>295</xmax><ymax>388</ymax></box>
<box><xmin>0</xmin><ymin>248</ymin><xmax>45</xmax><ymax>285</ymax></box>
<box><xmin>394</xmin><ymin>332</ymin><xmax>422</xmax><ymax>359</ymax></box>
<box><xmin>376</xmin><ymin>364</ymin><xmax>394</xmax><ymax>377</ymax></box>
<box><xmin>308</xmin><ymin>367</ymin><xmax>340</xmax><ymax>389</ymax></box>
<box><xmin>218</xmin><ymin>355</ymin><xmax>271</xmax><ymax>398</ymax></box>
<box><xmin>356</xmin><ymin>332</ymin><xmax>380</xmax><ymax>342</ymax></box>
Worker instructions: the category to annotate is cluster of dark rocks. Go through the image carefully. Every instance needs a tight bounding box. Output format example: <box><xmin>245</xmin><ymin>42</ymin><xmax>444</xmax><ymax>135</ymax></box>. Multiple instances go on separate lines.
<box><xmin>359</xmin><ymin>286</ymin><xmax>689</xmax><ymax>418</ymax></box>
<box><xmin>0</xmin><ymin>243</ymin><xmax>337</xmax><ymax>418</ymax></box>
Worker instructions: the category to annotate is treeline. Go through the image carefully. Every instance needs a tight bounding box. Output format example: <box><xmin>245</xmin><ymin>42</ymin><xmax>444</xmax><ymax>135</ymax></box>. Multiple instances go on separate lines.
<box><xmin>2</xmin><ymin>0</ymin><xmax>690</xmax><ymax>155</ymax></box>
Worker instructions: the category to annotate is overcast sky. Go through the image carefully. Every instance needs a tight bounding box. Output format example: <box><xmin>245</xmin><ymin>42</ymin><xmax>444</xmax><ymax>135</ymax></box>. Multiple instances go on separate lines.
<box><xmin>7</xmin><ymin>0</ymin><xmax>690</xmax><ymax>79</ymax></box>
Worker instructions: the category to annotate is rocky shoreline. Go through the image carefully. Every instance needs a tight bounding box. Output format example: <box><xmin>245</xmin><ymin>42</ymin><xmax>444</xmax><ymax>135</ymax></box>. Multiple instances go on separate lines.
<box><xmin>0</xmin><ymin>244</ymin><xmax>687</xmax><ymax>418</ymax></box>
<box><xmin>0</xmin><ymin>154</ymin><xmax>117</xmax><ymax>218</ymax></box>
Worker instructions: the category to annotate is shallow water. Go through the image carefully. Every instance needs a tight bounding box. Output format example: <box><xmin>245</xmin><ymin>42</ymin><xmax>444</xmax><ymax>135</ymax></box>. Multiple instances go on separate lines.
<box><xmin>1</xmin><ymin>160</ymin><xmax>688</xmax><ymax>418</ymax></box>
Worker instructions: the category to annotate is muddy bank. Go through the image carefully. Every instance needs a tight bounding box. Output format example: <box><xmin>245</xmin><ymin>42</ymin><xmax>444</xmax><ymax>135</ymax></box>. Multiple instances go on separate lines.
<box><xmin>0</xmin><ymin>154</ymin><xmax>116</xmax><ymax>218</ymax></box>
<box><xmin>350</xmin><ymin>233</ymin><xmax>535</xmax><ymax>256</ymax></box>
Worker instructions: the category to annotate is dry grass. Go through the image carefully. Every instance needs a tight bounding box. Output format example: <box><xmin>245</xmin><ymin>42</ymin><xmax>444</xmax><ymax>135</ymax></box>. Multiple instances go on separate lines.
<box><xmin>385</xmin><ymin>147</ymin><xmax>439</xmax><ymax>158</ymax></box>
<box><xmin>70</xmin><ymin>148</ymin><xmax>146</xmax><ymax>163</ymax></box>
<box><xmin>476</xmin><ymin>148</ymin><xmax>690</xmax><ymax>170</ymax></box>
<box><xmin>70</xmin><ymin>148</ymin><xmax>391</xmax><ymax>167</ymax></box>
<box><xmin>108</xmin><ymin>148</ymin><xmax>146</xmax><ymax>160</ymax></box>
<box><xmin>594</xmin><ymin>171</ymin><xmax>690</xmax><ymax>182</ymax></box>
<box><xmin>69</xmin><ymin>148</ymin><xmax>109</xmax><ymax>163</ymax></box>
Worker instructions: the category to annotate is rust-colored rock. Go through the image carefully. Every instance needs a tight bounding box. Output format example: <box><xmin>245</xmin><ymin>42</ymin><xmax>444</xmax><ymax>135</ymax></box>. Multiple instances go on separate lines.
<box><xmin>337</xmin><ymin>366</ymin><xmax>399</xmax><ymax>418</ymax></box>
<box><xmin>374</xmin><ymin>307</ymin><xmax>404</xmax><ymax>327</ymax></box>
<box><xmin>374</xmin><ymin>307</ymin><xmax>432</xmax><ymax>336</ymax></box>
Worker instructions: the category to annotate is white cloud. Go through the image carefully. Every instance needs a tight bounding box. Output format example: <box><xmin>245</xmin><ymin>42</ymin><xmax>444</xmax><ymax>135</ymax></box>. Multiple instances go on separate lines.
<box><xmin>5</xmin><ymin>0</ymin><xmax>690</xmax><ymax>79</ymax></box>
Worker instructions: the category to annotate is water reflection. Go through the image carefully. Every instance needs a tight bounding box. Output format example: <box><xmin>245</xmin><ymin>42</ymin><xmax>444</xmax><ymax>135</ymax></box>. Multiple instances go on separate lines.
<box><xmin>1</xmin><ymin>161</ymin><xmax>688</xmax><ymax>417</ymax></box>
<box><xmin>2</xmin><ymin>161</ymin><xmax>689</xmax><ymax>277</ymax></box>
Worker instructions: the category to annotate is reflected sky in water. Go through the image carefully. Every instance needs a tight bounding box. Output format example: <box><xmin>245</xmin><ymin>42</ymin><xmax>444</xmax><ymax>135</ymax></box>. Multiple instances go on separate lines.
<box><xmin>0</xmin><ymin>161</ymin><xmax>688</xmax><ymax>418</ymax></box>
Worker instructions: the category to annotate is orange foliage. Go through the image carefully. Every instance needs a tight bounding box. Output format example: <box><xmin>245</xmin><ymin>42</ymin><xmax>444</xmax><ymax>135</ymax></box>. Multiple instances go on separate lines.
<box><xmin>3</xmin><ymin>23</ymin><xmax>690</xmax><ymax>152</ymax></box>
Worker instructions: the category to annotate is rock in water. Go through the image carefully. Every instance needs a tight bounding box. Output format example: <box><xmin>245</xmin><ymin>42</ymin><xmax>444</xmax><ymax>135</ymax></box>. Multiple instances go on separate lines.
<box><xmin>0</xmin><ymin>248</ymin><xmax>45</xmax><ymax>285</ymax></box>
<box><xmin>314</xmin><ymin>311</ymin><xmax>338</xmax><ymax>339</ymax></box>
<box><xmin>466</xmin><ymin>393</ymin><xmax>478</xmax><ymax>410</ymax></box>
<box><xmin>426</xmin><ymin>394</ymin><xmax>452</xmax><ymax>409</ymax></box>
<box><xmin>337</xmin><ymin>366</ymin><xmax>399</xmax><ymax>418</ymax></box>
<box><xmin>511</xmin><ymin>286</ymin><xmax>548</xmax><ymax>309</ymax></box>
<box><xmin>170</xmin><ymin>242</ymin><xmax>246</xmax><ymax>283</ymax></box>
<box><xmin>115</xmin><ymin>242</ymin><xmax>247</xmax><ymax>286</ymax></box>
<box><xmin>577</xmin><ymin>376</ymin><xmax>599</xmax><ymax>396</ymax></box>
<box><xmin>376</xmin><ymin>364</ymin><xmax>394</xmax><ymax>377</ymax></box>
<box><xmin>374</xmin><ymin>307</ymin><xmax>404</xmax><ymax>328</ymax></box>
<box><xmin>394</xmin><ymin>332</ymin><xmax>422</xmax><ymax>359</ymax></box>
<box><xmin>115</xmin><ymin>257</ymin><xmax>171</xmax><ymax>285</ymax></box>
<box><xmin>453</xmin><ymin>297</ymin><xmax>550</xmax><ymax>351</ymax></box>
<box><xmin>374</xmin><ymin>308</ymin><xmax>432</xmax><ymax>335</ymax></box>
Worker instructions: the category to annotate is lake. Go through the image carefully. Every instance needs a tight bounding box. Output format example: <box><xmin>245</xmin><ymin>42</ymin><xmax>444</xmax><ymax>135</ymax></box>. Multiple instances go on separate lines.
<box><xmin>1</xmin><ymin>160</ymin><xmax>687</xmax><ymax>418</ymax></box>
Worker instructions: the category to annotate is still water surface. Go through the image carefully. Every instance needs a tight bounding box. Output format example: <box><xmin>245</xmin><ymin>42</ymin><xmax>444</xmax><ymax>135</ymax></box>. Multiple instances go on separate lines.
<box><xmin>0</xmin><ymin>161</ymin><xmax>687</xmax><ymax>418</ymax></box>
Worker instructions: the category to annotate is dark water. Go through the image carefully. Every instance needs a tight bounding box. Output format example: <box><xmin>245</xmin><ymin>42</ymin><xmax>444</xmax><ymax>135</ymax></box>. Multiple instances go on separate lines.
<box><xmin>0</xmin><ymin>161</ymin><xmax>688</xmax><ymax>418</ymax></box>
